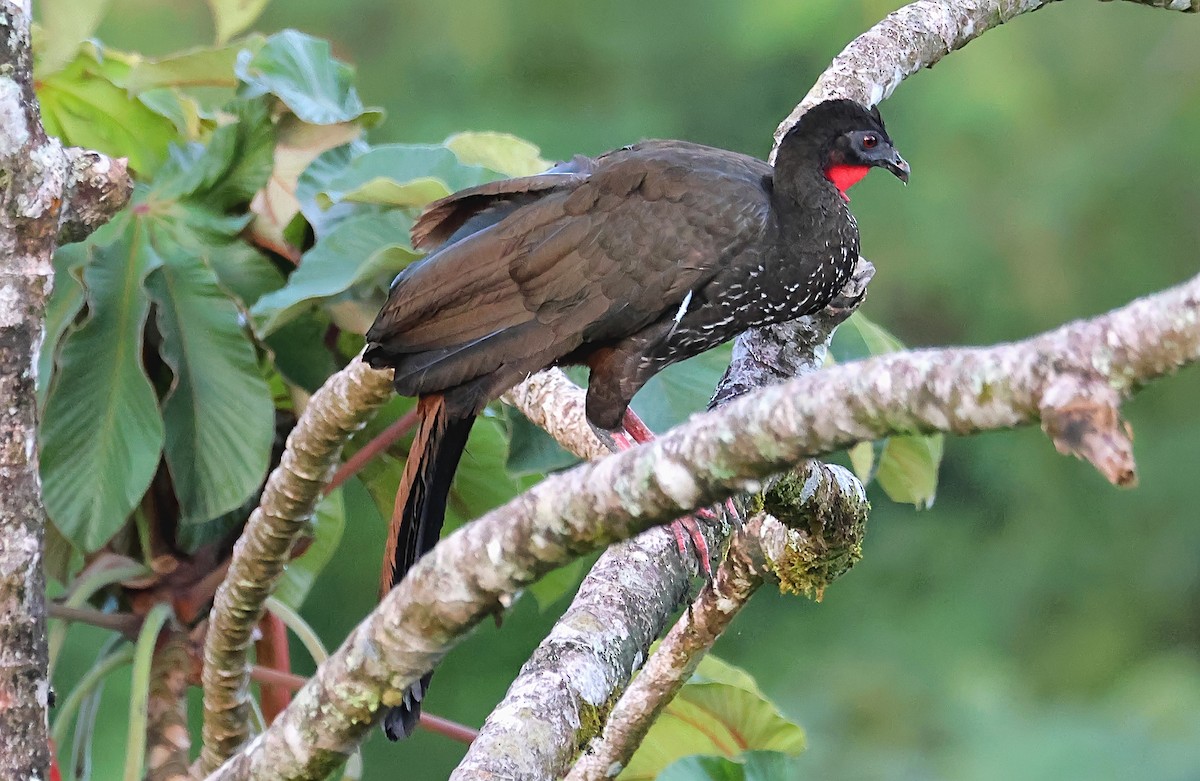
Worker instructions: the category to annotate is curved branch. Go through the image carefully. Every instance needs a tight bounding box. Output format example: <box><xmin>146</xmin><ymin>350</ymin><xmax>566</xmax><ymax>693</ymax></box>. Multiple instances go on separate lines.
<box><xmin>196</xmin><ymin>357</ymin><xmax>394</xmax><ymax>775</ymax></box>
<box><xmin>205</xmin><ymin>271</ymin><xmax>1200</xmax><ymax>780</ymax></box>
<box><xmin>771</xmin><ymin>0</ymin><xmax>1195</xmax><ymax>161</ymax></box>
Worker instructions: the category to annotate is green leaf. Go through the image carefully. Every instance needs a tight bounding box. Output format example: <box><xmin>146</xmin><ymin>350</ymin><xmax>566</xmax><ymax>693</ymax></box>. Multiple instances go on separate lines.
<box><xmin>39</xmin><ymin>242</ymin><xmax>90</xmax><ymax>404</ymax></box>
<box><xmin>631</xmin><ymin>346</ymin><xmax>732</xmax><ymax>432</ymax></box>
<box><xmin>444</xmin><ymin>131</ymin><xmax>549</xmax><ymax>177</ymax></box>
<box><xmin>144</xmin><ymin>230</ymin><xmax>274</xmax><ymax>526</ymax></box>
<box><xmin>315</xmin><ymin>144</ymin><xmax>495</xmax><ymax>208</ymax></box>
<box><xmin>156</xmin><ymin>99</ymin><xmax>276</xmax><ymax>210</ymax></box>
<box><xmin>251</xmin><ymin>210</ymin><xmax>417</xmax><ymax>335</ymax></box>
<box><xmin>295</xmin><ymin>140</ymin><xmax>372</xmax><ymax>238</ymax></box>
<box><xmin>236</xmin><ymin>30</ymin><xmax>380</xmax><ymax>125</ymax></box>
<box><xmin>135</xmin><ymin>88</ymin><xmax>207</xmax><ymax>140</ymax></box>
<box><xmin>34</xmin><ymin>0</ymin><xmax>114</xmax><ymax>75</ymax></box>
<box><xmin>620</xmin><ymin>655</ymin><xmax>805</xmax><ymax>781</ymax></box>
<box><xmin>204</xmin><ymin>239</ymin><xmax>285</xmax><ymax>307</ymax></box>
<box><xmin>40</xmin><ymin>216</ymin><xmax>165</xmax><ymax>551</ymax></box>
<box><xmin>505</xmin><ymin>407</ymin><xmax>579</xmax><ymax>476</ymax></box>
<box><xmin>38</xmin><ymin>48</ymin><xmax>179</xmax><ymax>176</ymax></box>
<box><xmin>120</xmin><ymin>39</ymin><xmax>261</xmax><ymax>94</ymax></box>
<box><xmin>656</xmin><ymin>751</ymin><xmax>804</xmax><ymax>781</ymax></box>
<box><xmin>275</xmin><ymin>488</ymin><xmax>346</xmax><ymax>608</ymax></box>
<box><xmin>264</xmin><ymin>311</ymin><xmax>339</xmax><ymax>392</ymax></box>
<box><xmin>830</xmin><ymin>311</ymin><xmax>944</xmax><ymax>507</ymax></box>
<box><xmin>874</xmin><ymin>434</ymin><xmax>944</xmax><ymax>509</ymax></box>
<box><xmin>206</xmin><ymin>0</ymin><xmax>271</xmax><ymax>44</ymax></box>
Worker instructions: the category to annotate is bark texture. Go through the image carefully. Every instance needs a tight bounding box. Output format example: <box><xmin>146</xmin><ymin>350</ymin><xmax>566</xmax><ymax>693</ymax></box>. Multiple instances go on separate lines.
<box><xmin>0</xmin><ymin>4</ymin><xmax>132</xmax><ymax>779</ymax></box>
<box><xmin>206</xmin><ymin>271</ymin><xmax>1200</xmax><ymax>781</ymax></box>
<box><xmin>195</xmin><ymin>357</ymin><xmax>394</xmax><ymax>775</ymax></box>
<box><xmin>564</xmin><ymin>462</ymin><xmax>870</xmax><ymax>781</ymax></box>
<box><xmin>146</xmin><ymin>631</ymin><xmax>193</xmax><ymax>781</ymax></box>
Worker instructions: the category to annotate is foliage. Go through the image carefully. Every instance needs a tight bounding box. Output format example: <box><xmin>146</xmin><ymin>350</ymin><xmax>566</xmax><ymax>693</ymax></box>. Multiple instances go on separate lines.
<box><xmin>620</xmin><ymin>655</ymin><xmax>806</xmax><ymax>780</ymax></box>
<box><xmin>35</xmin><ymin>0</ymin><xmax>1200</xmax><ymax>779</ymax></box>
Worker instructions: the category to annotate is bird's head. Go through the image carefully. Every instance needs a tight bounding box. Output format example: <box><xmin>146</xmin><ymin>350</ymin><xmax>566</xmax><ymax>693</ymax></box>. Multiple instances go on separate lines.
<box><xmin>775</xmin><ymin>99</ymin><xmax>909</xmax><ymax>202</ymax></box>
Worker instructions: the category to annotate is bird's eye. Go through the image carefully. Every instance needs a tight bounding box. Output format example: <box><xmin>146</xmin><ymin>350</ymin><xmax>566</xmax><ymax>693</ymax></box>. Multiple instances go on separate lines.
<box><xmin>862</xmin><ymin>135</ymin><xmax>878</xmax><ymax>149</ymax></box>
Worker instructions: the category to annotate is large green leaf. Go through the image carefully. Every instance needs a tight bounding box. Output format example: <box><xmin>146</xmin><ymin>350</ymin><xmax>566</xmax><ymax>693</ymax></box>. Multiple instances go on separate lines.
<box><xmin>656</xmin><ymin>751</ymin><xmax>804</xmax><ymax>781</ymax></box>
<box><xmin>40</xmin><ymin>216</ymin><xmax>165</xmax><ymax>551</ymax></box>
<box><xmin>155</xmin><ymin>99</ymin><xmax>276</xmax><ymax>211</ymax></box>
<box><xmin>206</xmin><ymin>0</ymin><xmax>272</xmax><ymax>44</ymax></box>
<box><xmin>34</xmin><ymin>0</ymin><xmax>114</xmax><ymax>75</ymax></box>
<box><xmin>314</xmin><ymin>144</ymin><xmax>495</xmax><ymax>208</ymax></box>
<box><xmin>275</xmin><ymin>487</ymin><xmax>346</xmax><ymax>608</ymax></box>
<box><xmin>144</xmin><ymin>225</ymin><xmax>274</xmax><ymax>525</ymax></box>
<box><xmin>120</xmin><ymin>40</ymin><xmax>262</xmax><ymax>94</ymax></box>
<box><xmin>38</xmin><ymin>242</ymin><xmax>89</xmax><ymax>404</ymax></box>
<box><xmin>38</xmin><ymin>48</ymin><xmax>179</xmax><ymax>176</ymax></box>
<box><xmin>250</xmin><ymin>209</ymin><xmax>417</xmax><ymax>335</ymax></box>
<box><xmin>831</xmin><ymin>311</ymin><xmax>944</xmax><ymax>507</ymax></box>
<box><xmin>444</xmin><ymin>131</ymin><xmax>549</xmax><ymax>177</ymax></box>
<box><xmin>294</xmin><ymin>140</ymin><xmax>373</xmax><ymax>238</ymax></box>
<box><xmin>620</xmin><ymin>655</ymin><xmax>805</xmax><ymax>781</ymax></box>
<box><xmin>874</xmin><ymin>434</ymin><xmax>944</xmax><ymax>509</ymax></box>
<box><xmin>236</xmin><ymin>30</ymin><xmax>380</xmax><ymax>125</ymax></box>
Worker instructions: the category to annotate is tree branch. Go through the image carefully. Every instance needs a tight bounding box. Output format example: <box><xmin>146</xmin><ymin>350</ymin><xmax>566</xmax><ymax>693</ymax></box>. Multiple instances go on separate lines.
<box><xmin>771</xmin><ymin>0</ymin><xmax>1194</xmax><ymax>162</ymax></box>
<box><xmin>0</xmin><ymin>4</ymin><xmax>131</xmax><ymax>779</ymax></box>
<box><xmin>566</xmin><ymin>463</ymin><xmax>870</xmax><ymax>780</ymax></box>
<box><xmin>146</xmin><ymin>630</ymin><xmax>193</xmax><ymax>781</ymax></box>
<box><xmin>204</xmin><ymin>270</ymin><xmax>1200</xmax><ymax>780</ymax></box>
<box><xmin>195</xmin><ymin>0</ymin><xmax>1196</xmax><ymax>775</ymax></box>
<box><xmin>195</xmin><ymin>357</ymin><xmax>394</xmax><ymax>775</ymax></box>
<box><xmin>456</xmin><ymin>258</ymin><xmax>873</xmax><ymax>779</ymax></box>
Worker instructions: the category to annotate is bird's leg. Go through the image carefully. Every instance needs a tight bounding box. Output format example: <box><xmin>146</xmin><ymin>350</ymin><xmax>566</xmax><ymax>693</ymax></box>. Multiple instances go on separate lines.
<box><xmin>591</xmin><ymin>408</ymin><xmax>741</xmax><ymax>578</ymax></box>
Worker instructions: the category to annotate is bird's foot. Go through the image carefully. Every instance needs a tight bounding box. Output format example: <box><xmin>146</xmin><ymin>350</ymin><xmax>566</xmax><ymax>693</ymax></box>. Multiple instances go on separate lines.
<box><xmin>669</xmin><ymin>515</ymin><xmax>713</xmax><ymax>579</ymax></box>
<box><xmin>597</xmin><ymin>408</ymin><xmax>732</xmax><ymax>579</ymax></box>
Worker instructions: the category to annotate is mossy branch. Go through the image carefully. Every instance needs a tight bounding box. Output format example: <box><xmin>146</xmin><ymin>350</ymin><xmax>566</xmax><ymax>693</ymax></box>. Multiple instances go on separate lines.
<box><xmin>205</xmin><ymin>269</ymin><xmax>1200</xmax><ymax>780</ymax></box>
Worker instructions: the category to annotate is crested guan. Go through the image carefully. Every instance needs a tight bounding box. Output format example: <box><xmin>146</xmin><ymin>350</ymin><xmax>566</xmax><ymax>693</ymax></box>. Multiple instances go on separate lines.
<box><xmin>364</xmin><ymin>98</ymin><xmax>909</xmax><ymax>739</ymax></box>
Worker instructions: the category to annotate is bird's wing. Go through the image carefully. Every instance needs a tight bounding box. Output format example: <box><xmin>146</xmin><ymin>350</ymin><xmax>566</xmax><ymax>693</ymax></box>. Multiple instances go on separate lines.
<box><xmin>367</xmin><ymin>142</ymin><xmax>774</xmax><ymax>392</ymax></box>
<box><xmin>410</xmin><ymin>156</ymin><xmax>597</xmax><ymax>250</ymax></box>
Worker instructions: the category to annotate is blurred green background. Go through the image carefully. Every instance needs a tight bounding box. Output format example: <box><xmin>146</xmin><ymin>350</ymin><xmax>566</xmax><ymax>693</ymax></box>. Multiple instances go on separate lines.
<box><xmin>54</xmin><ymin>0</ymin><xmax>1200</xmax><ymax>778</ymax></box>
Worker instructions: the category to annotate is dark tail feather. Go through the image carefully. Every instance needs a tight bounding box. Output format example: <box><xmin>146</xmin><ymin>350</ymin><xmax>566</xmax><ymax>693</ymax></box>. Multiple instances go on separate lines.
<box><xmin>380</xmin><ymin>394</ymin><xmax>474</xmax><ymax>740</ymax></box>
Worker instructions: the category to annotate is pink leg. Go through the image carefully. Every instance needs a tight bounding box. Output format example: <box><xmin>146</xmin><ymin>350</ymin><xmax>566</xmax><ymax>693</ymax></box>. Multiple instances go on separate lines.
<box><xmin>611</xmin><ymin>409</ymin><xmax>715</xmax><ymax>578</ymax></box>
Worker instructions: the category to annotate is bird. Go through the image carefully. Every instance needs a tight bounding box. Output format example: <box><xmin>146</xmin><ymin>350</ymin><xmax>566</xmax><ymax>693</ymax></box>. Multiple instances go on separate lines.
<box><xmin>363</xmin><ymin>98</ymin><xmax>909</xmax><ymax>739</ymax></box>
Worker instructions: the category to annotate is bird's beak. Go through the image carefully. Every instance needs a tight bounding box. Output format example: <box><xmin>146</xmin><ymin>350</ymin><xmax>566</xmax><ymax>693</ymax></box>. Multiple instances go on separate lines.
<box><xmin>883</xmin><ymin>150</ymin><xmax>910</xmax><ymax>184</ymax></box>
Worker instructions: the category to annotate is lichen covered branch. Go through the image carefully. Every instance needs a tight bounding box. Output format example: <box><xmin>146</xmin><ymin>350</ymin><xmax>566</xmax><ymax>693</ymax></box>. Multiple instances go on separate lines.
<box><xmin>772</xmin><ymin>0</ymin><xmax>1194</xmax><ymax>161</ymax></box>
<box><xmin>195</xmin><ymin>358</ymin><xmax>394</xmax><ymax>775</ymax></box>
<box><xmin>205</xmin><ymin>270</ymin><xmax>1200</xmax><ymax>780</ymax></box>
<box><xmin>566</xmin><ymin>462</ymin><xmax>870</xmax><ymax>781</ymax></box>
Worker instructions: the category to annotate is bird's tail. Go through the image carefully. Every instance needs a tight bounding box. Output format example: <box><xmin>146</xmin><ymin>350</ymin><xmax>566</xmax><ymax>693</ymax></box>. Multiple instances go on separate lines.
<box><xmin>380</xmin><ymin>393</ymin><xmax>475</xmax><ymax>740</ymax></box>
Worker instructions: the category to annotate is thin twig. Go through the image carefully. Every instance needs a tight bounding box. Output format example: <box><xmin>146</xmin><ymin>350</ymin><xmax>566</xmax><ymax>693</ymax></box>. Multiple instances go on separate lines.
<box><xmin>324</xmin><ymin>408</ymin><xmax>419</xmax><ymax>495</ymax></box>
